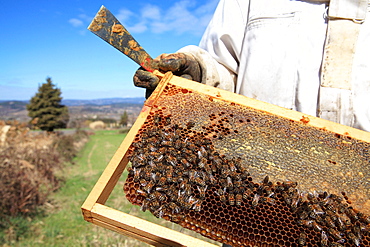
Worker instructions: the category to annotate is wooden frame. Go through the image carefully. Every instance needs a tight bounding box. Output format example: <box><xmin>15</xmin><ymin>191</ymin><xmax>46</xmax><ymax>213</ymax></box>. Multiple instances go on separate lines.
<box><xmin>81</xmin><ymin>71</ymin><xmax>370</xmax><ymax>246</ymax></box>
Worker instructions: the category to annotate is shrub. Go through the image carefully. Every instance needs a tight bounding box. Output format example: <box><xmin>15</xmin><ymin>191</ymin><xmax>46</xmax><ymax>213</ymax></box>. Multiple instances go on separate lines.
<box><xmin>0</xmin><ymin>122</ymin><xmax>89</xmax><ymax>243</ymax></box>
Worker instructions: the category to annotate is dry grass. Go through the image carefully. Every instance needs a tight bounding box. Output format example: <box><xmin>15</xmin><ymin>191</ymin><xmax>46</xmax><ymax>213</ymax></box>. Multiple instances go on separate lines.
<box><xmin>0</xmin><ymin>121</ymin><xmax>89</xmax><ymax>244</ymax></box>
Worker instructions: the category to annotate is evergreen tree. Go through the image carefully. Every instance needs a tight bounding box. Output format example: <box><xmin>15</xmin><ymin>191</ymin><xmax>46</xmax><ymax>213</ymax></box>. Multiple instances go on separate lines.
<box><xmin>27</xmin><ymin>77</ymin><xmax>69</xmax><ymax>132</ymax></box>
<box><xmin>120</xmin><ymin>111</ymin><xmax>128</xmax><ymax>127</ymax></box>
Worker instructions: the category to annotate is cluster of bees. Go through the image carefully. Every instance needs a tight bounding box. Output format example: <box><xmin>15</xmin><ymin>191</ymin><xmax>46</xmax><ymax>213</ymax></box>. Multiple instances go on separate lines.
<box><xmin>293</xmin><ymin>190</ymin><xmax>370</xmax><ymax>246</ymax></box>
<box><xmin>124</xmin><ymin>113</ymin><xmax>369</xmax><ymax>246</ymax></box>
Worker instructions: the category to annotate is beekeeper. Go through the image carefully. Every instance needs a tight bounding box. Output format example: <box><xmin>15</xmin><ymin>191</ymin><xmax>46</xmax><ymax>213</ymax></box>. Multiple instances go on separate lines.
<box><xmin>133</xmin><ymin>0</ymin><xmax>370</xmax><ymax>132</ymax></box>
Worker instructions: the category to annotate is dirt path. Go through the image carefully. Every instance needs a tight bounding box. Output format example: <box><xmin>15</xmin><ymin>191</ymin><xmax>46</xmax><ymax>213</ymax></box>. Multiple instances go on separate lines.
<box><xmin>87</xmin><ymin>140</ymin><xmax>98</xmax><ymax>172</ymax></box>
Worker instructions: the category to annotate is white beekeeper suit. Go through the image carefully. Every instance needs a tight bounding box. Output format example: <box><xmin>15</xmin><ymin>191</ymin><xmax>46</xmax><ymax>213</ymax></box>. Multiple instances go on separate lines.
<box><xmin>178</xmin><ymin>0</ymin><xmax>370</xmax><ymax>132</ymax></box>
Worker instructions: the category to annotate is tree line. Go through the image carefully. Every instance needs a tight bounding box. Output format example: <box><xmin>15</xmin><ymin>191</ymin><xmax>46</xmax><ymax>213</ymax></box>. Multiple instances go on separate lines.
<box><xmin>26</xmin><ymin>77</ymin><xmax>130</xmax><ymax>131</ymax></box>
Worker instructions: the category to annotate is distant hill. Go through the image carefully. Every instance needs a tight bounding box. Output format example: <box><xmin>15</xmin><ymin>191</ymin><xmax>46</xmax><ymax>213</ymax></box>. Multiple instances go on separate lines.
<box><xmin>62</xmin><ymin>97</ymin><xmax>145</xmax><ymax>106</ymax></box>
<box><xmin>0</xmin><ymin>97</ymin><xmax>145</xmax><ymax>106</ymax></box>
<box><xmin>0</xmin><ymin>97</ymin><xmax>146</xmax><ymax>123</ymax></box>
<box><xmin>0</xmin><ymin>100</ymin><xmax>27</xmax><ymax>110</ymax></box>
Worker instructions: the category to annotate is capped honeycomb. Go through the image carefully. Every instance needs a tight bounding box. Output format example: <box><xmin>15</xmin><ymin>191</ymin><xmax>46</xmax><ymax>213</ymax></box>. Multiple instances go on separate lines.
<box><xmin>123</xmin><ymin>83</ymin><xmax>370</xmax><ymax>246</ymax></box>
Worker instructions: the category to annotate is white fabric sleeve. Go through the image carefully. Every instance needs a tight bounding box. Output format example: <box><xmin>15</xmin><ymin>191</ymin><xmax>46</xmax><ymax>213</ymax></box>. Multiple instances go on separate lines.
<box><xmin>177</xmin><ymin>45</ymin><xmax>237</xmax><ymax>93</ymax></box>
<box><xmin>176</xmin><ymin>0</ymin><xmax>249</xmax><ymax>93</ymax></box>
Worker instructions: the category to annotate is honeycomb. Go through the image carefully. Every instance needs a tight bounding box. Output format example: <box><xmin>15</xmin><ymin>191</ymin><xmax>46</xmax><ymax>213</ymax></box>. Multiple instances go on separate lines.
<box><xmin>123</xmin><ymin>83</ymin><xmax>370</xmax><ymax>246</ymax></box>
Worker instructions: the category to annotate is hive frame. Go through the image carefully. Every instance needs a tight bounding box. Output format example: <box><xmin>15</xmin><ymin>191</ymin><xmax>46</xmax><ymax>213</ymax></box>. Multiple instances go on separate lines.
<box><xmin>81</xmin><ymin>71</ymin><xmax>370</xmax><ymax>246</ymax></box>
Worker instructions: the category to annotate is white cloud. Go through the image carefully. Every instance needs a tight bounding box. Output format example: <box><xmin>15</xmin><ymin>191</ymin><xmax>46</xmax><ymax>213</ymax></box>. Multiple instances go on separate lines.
<box><xmin>128</xmin><ymin>22</ymin><xmax>148</xmax><ymax>33</ymax></box>
<box><xmin>115</xmin><ymin>0</ymin><xmax>218</xmax><ymax>36</ymax></box>
<box><xmin>116</xmin><ymin>8</ymin><xmax>135</xmax><ymax>23</ymax></box>
<box><xmin>69</xmin><ymin>18</ymin><xmax>83</xmax><ymax>27</ymax></box>
<box><xmin>141</xmin><ymin>4</ymin><xmax>161</xmax><ymax>20</ymax></box>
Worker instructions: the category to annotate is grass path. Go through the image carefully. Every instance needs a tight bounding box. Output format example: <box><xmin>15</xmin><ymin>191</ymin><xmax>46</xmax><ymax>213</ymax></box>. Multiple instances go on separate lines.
<box><xmin>13</xmin><ymin>130</ymin><xmax>135</xmax><ymax>246</ymax></box>
<box><xmin>13</xmin><ymin>130</ymin><xmax>221</xmax><ymax>247</ymax></box>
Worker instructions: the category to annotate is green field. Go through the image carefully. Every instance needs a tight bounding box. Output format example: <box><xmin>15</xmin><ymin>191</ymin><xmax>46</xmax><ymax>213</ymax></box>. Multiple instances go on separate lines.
<box><xmin>10</xmin><ymin>130</ymin><xmax>220</xmax><ymax>247</ymax></box>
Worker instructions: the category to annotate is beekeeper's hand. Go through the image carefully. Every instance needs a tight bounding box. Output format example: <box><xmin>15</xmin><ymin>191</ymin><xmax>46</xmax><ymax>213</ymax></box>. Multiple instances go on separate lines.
<box><xmin>133</xmin><ymin>53</ymin><xmax>201</xmax><ymax>98</ymax></box>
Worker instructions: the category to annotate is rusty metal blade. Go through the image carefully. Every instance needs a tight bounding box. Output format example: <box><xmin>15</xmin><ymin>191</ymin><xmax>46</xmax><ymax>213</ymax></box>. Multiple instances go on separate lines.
<box><xmin>88</xmin><ymin>6</ymin><xmax>154</xmax><ymax>72</ymax></box>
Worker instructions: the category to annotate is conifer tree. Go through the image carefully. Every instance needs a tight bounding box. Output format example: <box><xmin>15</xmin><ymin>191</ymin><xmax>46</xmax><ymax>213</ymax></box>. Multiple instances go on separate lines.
<box><xmin>120</xmin><ymin>110</ymin><xmax>129</xmax><ymax>126</ymax></box>
<box><xmin>27</xmin><ymin>77</ymin><xmax>69</xmax><ymax>132</ymax></box>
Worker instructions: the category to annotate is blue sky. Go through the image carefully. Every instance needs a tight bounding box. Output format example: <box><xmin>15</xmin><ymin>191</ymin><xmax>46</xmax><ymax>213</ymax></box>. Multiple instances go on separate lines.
<box><xmin>0</xmin><ymin>0</ymin><xmax>219</xmax><ymax>100</ymax></box>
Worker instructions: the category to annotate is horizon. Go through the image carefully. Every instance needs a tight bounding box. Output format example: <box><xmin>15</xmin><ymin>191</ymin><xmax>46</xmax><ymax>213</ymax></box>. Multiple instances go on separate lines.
<box><xmin>0</xmin><ymin>96</ymin><xmax>146</xmax><ymax>102</ymax></box>
<box><xmin>1</xmin><ymin>0</ymin><xmax>219</xmax><ymax>101</ymax></box>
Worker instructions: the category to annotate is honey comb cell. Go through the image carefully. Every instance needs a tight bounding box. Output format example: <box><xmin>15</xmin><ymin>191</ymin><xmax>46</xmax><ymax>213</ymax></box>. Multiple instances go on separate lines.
<box><xmin>123</xmin><ymin>75</ymin><xmax>370</xmax><ymax>246</ymax></box>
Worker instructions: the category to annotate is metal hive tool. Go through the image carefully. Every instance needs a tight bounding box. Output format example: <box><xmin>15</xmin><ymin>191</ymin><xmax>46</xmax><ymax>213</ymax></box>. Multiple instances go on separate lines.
<box><xmin>123</xmin><ymin>72</ymin><xmax>370</xmax><ymax>246</ymax></box>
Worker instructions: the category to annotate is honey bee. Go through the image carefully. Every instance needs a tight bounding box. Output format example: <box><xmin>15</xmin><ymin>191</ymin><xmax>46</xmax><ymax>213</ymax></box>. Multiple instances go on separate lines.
<box><xmin>143</xmin><ymin>180</ymin><xmax>155</xmax><ymax>193</ymax></box>
<box><xmin>226</xmin><ymin>176</ymin><xmax>233</xmax><ymax>189</ymax></box>
<box><xmin>307</xmin><ymin>192</ymin><xmax>319</xmax><ymax>204</ymax></box>
<box><xmin>216</xmin><ymin>188</ymin><xmax>227</xmax><ymax>203</ymax></box>
<box><xmin>327</xmin><ymin>228</ymin><xmax>343</xmax><ymax>241</ymax></box>
<box><xmin>187</xmin><ymin>143</ymin><xmax>197</xmax><ymax>151</ymax></box>
<box><xmin>193</xmin><ymin>201</ymin><xmax>202</xmax><ymax>212</ymax></box>
<box><xmin>149</xmin><ymin>171</ymin><xmax>158</xmax><ymax>182</ymax></box>
<box><xmin>346</xmin><ymin>231</ymin><xmax>360</xmax><ymax>247</ymax></box>
<box><xmin>156</xmin><ymin>154</ymin><xmax>164</xmax><ymax>162</ymax></box>
<box><xmin>186</xmin><ymin>196</ymin><xmax>198</xmax><ymax>209</ymax></box>
<box><xmin>312</xmin><ymin>221</ymin><xmax>323</xmax><ymax>232</ymax></box>
<box><xmin>198</xmin><ymin>157</ymin><xmax>207</xmax><ymax>169</ymax></box>
<box><xmin>298</xmin><ymin>208</ymin><xmax>309</xmax><ymax>220</ymax></box>
<box><xmin>179</xmin><ymin>158</ymin><xmax>191</xmax><ymax>168</ymax></box>
<box><xmin>183</xmin><ymin>183</ymin><xmax>192</xmax><ymax>196</ymax></box>
<box><xmin>243</xmin><ymin>187</ymin><xmax>253</xmax><ymax>200</ymax></box>
<box><xmin>133</xmin><ymin>167</ymin><xmax>142</xmax><ymax>182</ymax></box>
<box><xmin>149</xmin><ymin>198</ymin><xmax>160</xmax><ymax>208</ymax></box>
<box><xmin>139</xmin><ymin>178</ymin><xmax>148</xmax><ymax>187</ymax></box>
<box><xmin>166</xmin><ymin>154</ymin><xmax>178</xmax><ymax>166</ymax></box>
<box><xmin>151</xmin><ymin>191</ymin><xmax>166</xmax><ymax>201</ymax></box>
<box><xmin>141</xmin><ymin>198</ymin><xmax>150</xmax><ymax>212</ymax></box>
<box><xmin>352</xmin><ymin>222</ymin><xmax>362</xmax><ymax>237</ymax></box>
<box><xmin>265</xmin><ymin>197</ymin><xmax>276</xmax><ymax>205</ymax></box>
<box><xmin>147</xmin><ymin>143</ymin><xmax>157</xmax><ymax>152</ymax></box>
<box><xmin>189</xmin><ymin>170</ymin><xmax>197</xmax><ymax>182</ymax></box>
<box><xmin>174</xmin><ymin>139</ymin><xmax>183</xmax><ymax>149</ymax></box>
<box><xmin>161</xmin><ymin>139</ymin><xmax>173</xmax><ymax>146</ymax></box>
<box><xmin>344</xmin><ymin>207</ymin><xmax>359</xmax><ymax>222</ymax></box>
<box><xmin>166</xmin><ymin>166</ymin><xmax>173</xmax><ymax>183</ymax></box>
<box><xmin>204</xmin><ymin>163</ymin><xmax>212</xmax><ymax>175</ymax></box>
<box><xmin>228</xmin><ymin>193</ymin><xmax>235</xmax><ymax>206</ymax></box>
<box><xmin>321</xmin><ymin>231</ymin><xmax>328</xmax><ymax>247</ymax></box>
<box><xmin>297</xmin><ymin>219</ymin><xmax>313</xmax><ymax>228</ymax></box>
<box><xmin>334</xmin><ymin>215</ymin><xmax>347</xmax><ymax>231</ymax></box>
<box><xmin>228</xmin><ymin>159</ymin><xmax>237</xmax><ymax>173</ymax></box>
<box><xmin>137</xmin><ymin>189</ymin><xmax>148</xmax><ymax>197</ymax></box>
<box><xmin>164</xmin><ymin>116</ymin><xmax>171</xmax><ymax>125</ymax></box>
<box><xmin>233</xmin><ymin>179</ymin><xmax>243</xmax><ymax>188</ymax></box>
<box><xmin>251</xmin><ymin>193</ymin><xmax>260</xmax><ymax>207</ymax></box>
<box><xmin>197</xmin><ymin>185</ymin><xmax>207</xmax><ymax>198</ymax></box>
<box><xmin>157</xmin><ymin>176</ymin><xmax>166</xmax><ymax>186</ymax></box>
<box><xmin>324</xmin><ymin>216</ymin><xmax>336</xmax><ymax>229</ymax></box>
<box><xmin>142</xmin><ymin>167</ymin><xmax>152</xmax><ymax>180</ymax></box>
<box><xmin>283</xmin><ymin>181</ymin><xmax>298</xmax><ymax>189</ymax></box>
<box><xmin>211</xmin><ymin>156</ymin><xmax>223</xmax><ymax>169</ymax></box>
<box><xmin>152</xmin><ymin>206</ymin><xmax>164</xmax><ymax>218</ymax></box>
<box><xmin>197</xmin><ymin>177</ymin><xmax>208</xmax><ymax>187</ymax></box>
<box><xmin>135</xmin><ymin>153</ymin><xmax>147</xmax><ymax>162</ymax></box>
<box><xmin>291</xmin><ymin>196</ymin><xmax>302</xmax><ymax>212</ymax></box>
<box><xmin>198</xmin><ymin>146</ymin><xmax>208</xmax><ymax>158</ymax></box>
<box><xmin>312</xmin><ymin>203</ymin><xmax>325</xmax><ymax>215</ymax></box>
<box><xmin>282</xmin><ymin>191</ymin><xmax>292</xmax><ymax>205</ymax></box>
<box><xmin>168</xmin><ymin>202</ymin><xmax>181</xmax><ymax>214</ymax></box>
<box><xmin>208</xmin><ymin>174</ymin><xmax>217</xmax><ymax>184</ymax></box>
<box><xmin>171</xmin><ymin>214</ymin><xmax>185</xmax><ymax>223</ymax></box>
<box><xmin>298</xmin><ymin>232</ymin><xmax>306</xmax><ymax>246</ymax></box>
<box><xmin>337</xmin><ymin>202</ymin><xmax>348</xmax><ymax>214</ymax></box>
<box><xmin>358</xmin><ymin>212</ymin><xmax>370</xmax><ymax>224</ymax></box>
<box><xmin>235</xmin><ymin>193</ymin><xmax>243</xmax><ymax>206</ymax></box>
